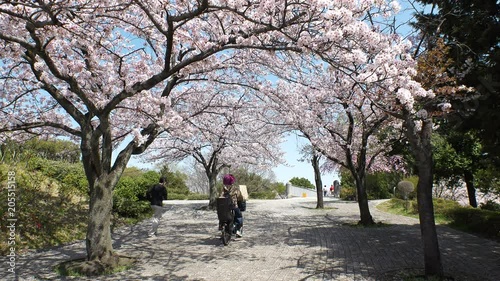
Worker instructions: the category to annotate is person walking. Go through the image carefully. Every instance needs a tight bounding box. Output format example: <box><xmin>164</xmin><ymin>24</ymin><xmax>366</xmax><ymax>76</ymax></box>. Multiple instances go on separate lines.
<box><xmin>220</xmin><ymin>174</ymin><xmax>245</xmax><ymax>237</ymax></box>
<box><xmin>148</xmin><ymin>176</ymin><xmax>168</xmax><ymax>237</ymax></box>
<box><xmin>334</xmin><ymin>180</ymin><xmax>341</xmax><ymax>198</ymax></box>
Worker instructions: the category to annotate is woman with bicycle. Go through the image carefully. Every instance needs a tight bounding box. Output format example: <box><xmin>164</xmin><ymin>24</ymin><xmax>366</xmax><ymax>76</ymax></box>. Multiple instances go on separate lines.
<box><xmin>219</xmin><ymin>174</ymin><xmax>245</xmax><ymax>237</ymax></box>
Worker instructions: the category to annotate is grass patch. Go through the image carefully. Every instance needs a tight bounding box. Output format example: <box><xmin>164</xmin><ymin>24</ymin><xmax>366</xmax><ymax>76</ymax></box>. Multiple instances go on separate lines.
<box><xmin>54</xmin><ymin>255</ymin><xmax>136</xmax><ymax>277</ymax></box>
<box><xmin>378</xmin><ymin>198</ymin><xmax>500</xmax><ymax>241</ymax></box>
<box><xmin>377</xmin><ymin>199</ymin><xmax>420</xmax><ymax>219</ymax></box>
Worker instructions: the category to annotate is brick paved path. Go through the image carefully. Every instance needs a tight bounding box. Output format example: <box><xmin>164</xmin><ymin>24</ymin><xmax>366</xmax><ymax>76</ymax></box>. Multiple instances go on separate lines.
<box><xmin>3</xmin><ymin>198</ymin><xmax>499</xmax><ymax>280</ymax></box>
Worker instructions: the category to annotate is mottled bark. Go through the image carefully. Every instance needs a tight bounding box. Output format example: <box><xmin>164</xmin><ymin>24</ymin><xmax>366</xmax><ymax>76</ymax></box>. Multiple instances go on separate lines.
<box><xmin>86</xmin><ymin>177</ymin><xmax>115</xmax><ymax>263</ymax></box>
<box><xmin>404</xmin><ymin>115</ymin><xmax>443</xmax><ymax>278</ymax></box>
<box><xmin>354</xmin><ymin>175</ymin><xmax>374</xmax><ymax>225</ymax></box>
<box><xmin>208</xmin><ymin>171</ymin><xmax>218</xmax><ymax>210</ymax></box>
<box><xmin>464</xmin><ymin>170</ymin><xmax>477</xmax><ymax>208</ymax></box>
<box><xmin>312</xmin><ymin>153</ymin><xmax>324</xmax><ymax>209</ymax></box>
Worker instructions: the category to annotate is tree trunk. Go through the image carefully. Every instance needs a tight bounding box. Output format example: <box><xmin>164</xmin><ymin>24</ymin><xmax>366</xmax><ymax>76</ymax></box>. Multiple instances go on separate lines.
<box><xmin>80</xmin><ymin>121</ymin><xmax>137</xmax><ymax>268</ymax></box>
<box><xmin>464</xmin><ymin>170</ymin><xmax>477</xmax><ymax>208</ymax></box>
<box><xmin>312</xmin><ymin>154</ymin><xmax>324</xmax><ymax>209</ymax></box>
<box><xmin>208</xmin><ymin>172</ymin><xmax>218</xmax><ymax>209</ymax></box>
<box><xmin>86</xmin><ymin>176</ymin><xmax>115</xmax><ymax>263</ymax></box>
<box><xmin>416</xmin><ymin>158</ymin><xmax>443</xmax><ymax>277</ymax></box>
<box><xmin>354</xmin><ymin>175</ymin><xmax>374</xmax><ymax>225</ymax></box>
<box><xmin>405</xmin><ymin>115</ymin><xmax>443</xmax><ymax>278</ymax></box>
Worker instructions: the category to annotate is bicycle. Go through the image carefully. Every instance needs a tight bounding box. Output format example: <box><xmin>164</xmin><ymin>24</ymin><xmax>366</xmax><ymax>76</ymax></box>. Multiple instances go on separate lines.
<box><xmin>217</xmin><ymin>197</ymin><xmax>235</xmax><ymax>246</ymax></box>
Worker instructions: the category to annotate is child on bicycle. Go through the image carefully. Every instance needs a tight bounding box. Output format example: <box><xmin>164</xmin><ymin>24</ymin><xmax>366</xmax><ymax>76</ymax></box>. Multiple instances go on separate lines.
<box><xmin>219</xmin><ymin>174</ymin><xmax>245</xmax><ymax>237</ymax></box>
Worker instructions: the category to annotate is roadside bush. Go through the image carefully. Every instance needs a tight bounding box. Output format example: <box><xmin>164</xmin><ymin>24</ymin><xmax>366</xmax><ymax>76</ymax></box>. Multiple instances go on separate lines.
<box><xmin>381</xmin><ymin>198</ymin><xmax>500</xmax><ymax>241</ymax></box>
<box><xmin>113</xmin><ymin>197</ymin><xmax>151</xmax><ymax>218</ymax></box>
<box><xmin>28</xmin><ymin>157</ymin><xmax>88</xmax><ymax>199</ymax></box>
<box><xmin>433</xmin><ymin>198</ymin><xmax>461</xmax><ymax>213</ymax></box>
<box><xmin>0</xmin><ymin>167</ymin><xmax>87</xmax><ymax>255</ymax></box>
<box><xmin>168</xmin><ymin>193</ymin><xmax>188</xmax><ymax>200</ymax></box>
<box><xmin>249</xmin><ymin>190</ymin><xmax>277</xmax><ymax>199</ymax></box>
<box><xmin>480</xmin><ymin>200</ymin><xmax>500</xmax><ymax>212</ymax></box>
<box><xmin>443</xmin><ymin>207</ymin><xmax>500</xmax><ymax>240</ymax></box>
<box><xmin>112</xmin><ymin>174</ymin><xmax>155</xmax><ymax>218</ymax></box>
<box><xmin>340</xmin><ymin>187</ymin><xmax>356</xmax><ymax>201</ymax></box>
<box><xmin>365</xmin><ymin>172</ymin><xmax>401</xmax><ymax>199</ymax></box>
<box><xmin>187</xmin><ymin>193</ymin><xmax>209</xmax><ymax>200</ymax></box>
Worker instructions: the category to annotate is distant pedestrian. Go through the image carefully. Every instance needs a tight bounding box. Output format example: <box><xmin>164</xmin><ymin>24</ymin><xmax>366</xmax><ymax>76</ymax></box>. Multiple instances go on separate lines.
<box><xmin>323</xmin><ymin>185</ymin><xmax>327</xmax><ymax>197</ymax></box>
<box><xmin>330</xmin><ymin>184</ymin><xmax>334</xmax><ymax>197</ymax></box>
<box><xmin>334</xmin><ymin>180</ymin><xmax>341</xmax><ymax>198</ymax></box>
<box><xmin>147</xmin><ymin>176</ymin><xmax>168</xmax><ymax>237</ymax></box>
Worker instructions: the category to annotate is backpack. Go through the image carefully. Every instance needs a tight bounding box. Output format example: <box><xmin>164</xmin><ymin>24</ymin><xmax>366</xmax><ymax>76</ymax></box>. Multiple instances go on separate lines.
<box><xmin>146</xmin><ymin>185</ymin><xmax>154</xmax><ymax>203</ymax></box>
<box><xmin>238</xmin><ymin>200</ymin><xmax>246</xmax><ymax>212</ymax></box>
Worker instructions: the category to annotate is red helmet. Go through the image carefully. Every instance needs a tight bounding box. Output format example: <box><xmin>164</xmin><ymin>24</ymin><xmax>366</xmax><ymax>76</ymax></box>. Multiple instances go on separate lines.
<box><xmin>223</xmin><ymin>174</ymin><xmax>235</xmax><ymax>185</ymax></box>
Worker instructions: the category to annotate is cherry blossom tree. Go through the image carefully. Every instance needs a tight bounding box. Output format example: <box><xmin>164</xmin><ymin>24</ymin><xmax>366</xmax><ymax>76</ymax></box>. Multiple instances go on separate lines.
<box><xmin>0</xmin><ymin>0</ymin><xmax>447</xmax><ymax>278</ymax></box>
<box><xmin>262</xmin><ymin>52</ymin><xmax>405</xmax><ymax>225</ymax></box>
<box><xmin>253</xmin><ymin>1</ymin><xmax>447</xmax><ymax>277</ymax></box>
<box><xmin>0</xmin><ymin>0</ymin><xmax>322</xmax><ymax>270</ymax></box>
<box><xmin>302</xmin><ymin>144</ymin><xmax>326</xmax><ymax>208</ymax></box>
<box><xmin>146</xmin><ymin>83</ymin><xmax>285</xmax><ymax>209</ymax></box>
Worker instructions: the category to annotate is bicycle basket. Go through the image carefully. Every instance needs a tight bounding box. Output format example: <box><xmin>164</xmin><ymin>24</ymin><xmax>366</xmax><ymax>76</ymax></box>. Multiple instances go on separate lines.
<box><xmin>217</xmin><ymin>197</ymin><xmax>233</xmax><ymax>222</ymax></box>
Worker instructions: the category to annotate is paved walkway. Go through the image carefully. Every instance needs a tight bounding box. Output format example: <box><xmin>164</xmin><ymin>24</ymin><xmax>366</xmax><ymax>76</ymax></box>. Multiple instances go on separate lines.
<box><xmin>3</xmin><ymin>198</ymin><xmax>500</xmax><ymax>281</ymax></box>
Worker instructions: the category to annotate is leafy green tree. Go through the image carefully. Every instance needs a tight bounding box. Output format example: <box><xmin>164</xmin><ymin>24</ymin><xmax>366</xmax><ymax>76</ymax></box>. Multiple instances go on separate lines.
<box><xmin>475</xmin><ymin>164</ymin><xmax>500</xmax><ymax>197</ymax></box>
<box><xmin>414</xmin><ymin>0</ymin><xmax>500</xmax><ymax>164</ymax></box>
<box><xmin>1</xmin><ymin>138</ymin><xmax>80</xmax><ymax>163</ymax></box>
<box><xmin>365</xmin><ymin>172</ymin><xmax>402</xmax><ymax>200</ymax></box>
<box><xmin>288</xmin><ymin>177</ymin><xmax>315</xmax><ymax>189</ymax></box>
<box><xmin>229</xmin><ymin>167</ymin><xmax>278</xmax><ymax>199</ymax></box>
<box><xmin>432</xmin><ymin>131</ymin><xmax>485</xmax><ymax>207</ymax></box>
<box><xmin>341</xmin><ymin>168</ymin><xmax>402</xmax><ymax>200</ymax></box>
<box><xmin>28</xmin><ymin>157</ymin><xmax>87</xmax><ymax>199</ymax></box>
<box><xmin>159</xmin><ymin>165</ymin><xmax>190</xmax><ymax>196</ymax></box>
<box><xmin>24</xmin><ymin>138</ymin><xmax>80</xmax><ymax>163</ymax></box>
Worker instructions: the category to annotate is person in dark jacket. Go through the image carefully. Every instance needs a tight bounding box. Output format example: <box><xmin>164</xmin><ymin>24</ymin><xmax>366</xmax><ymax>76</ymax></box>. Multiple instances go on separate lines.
<box><xmin>148</xmin><ymin>176</ymin><xmax>168</xmax><ymax>237</ymax></box>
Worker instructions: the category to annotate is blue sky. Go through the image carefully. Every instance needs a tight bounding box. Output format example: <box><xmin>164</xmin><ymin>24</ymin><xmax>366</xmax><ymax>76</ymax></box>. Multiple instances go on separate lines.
<box><xmin>271</xmin><ymin>134</ymin><xmax>339</xmax><ymax>185</ymax></box>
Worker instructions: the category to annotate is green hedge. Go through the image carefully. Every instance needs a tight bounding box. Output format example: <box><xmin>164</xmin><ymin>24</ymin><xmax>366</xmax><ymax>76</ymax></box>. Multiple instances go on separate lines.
<box><xmin>383</xmin><ymin>198</ymin><xmax>500</xmax><ymax>241</ymax></box>
<box><xmin>444</xmin><ymin>207</ymin><xmax>500</xmax><ymax>240</ymax></box>
<box><xmin>340</xmin><ymin>187</ymin><xmax>356</xmax><ymax>201</ymax></box>
<box><xmin>187</xmin><ymin>193</ymin><xmax>209</xmax><ymax>200</ymax></box>
<box><xmin>249</xmin><ymin>191</ymin><xmax>277</xmax><ymax>199</ymax></box>
<box><xmin>112</xmin><ymin>172</ymin><xmax>157</xmax><ymax>218</ymax></box>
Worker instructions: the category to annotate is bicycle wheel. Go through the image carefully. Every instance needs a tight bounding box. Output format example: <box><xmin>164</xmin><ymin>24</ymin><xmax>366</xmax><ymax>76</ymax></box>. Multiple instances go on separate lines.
<box><xmin>221</xmin><ymin>223</ymin><xmax>231</xmax><ymax>246</ymax></box>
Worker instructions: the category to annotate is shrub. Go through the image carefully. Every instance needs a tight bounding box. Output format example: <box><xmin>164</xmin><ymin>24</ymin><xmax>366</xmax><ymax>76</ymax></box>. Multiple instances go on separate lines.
<box><xmin>168</xmin><ymin>193</ymin><xmax>187</xmax><ymax>200</ymax></box>
<box><xmin>112</xmin><ymin>173</ymin><xmax>156</xmax><ymax>218</ymax></box>
<box><xmin>382</xmin><ymin>198</ymin><xmax>500</xmax><ymax>240</ymax></box>
<box><xmin>187</xmin><ymin>193</ymin><xmax>209</xmax><ymax>200</ymax></box>
<box><xmin>0</xmin><ymin>166</ymin><xmax>87</xmax><ymax>254</ymax></box>
<box><xmin>365</xmin><ymin>172</ymin><xmax>401</xmax><ymax>199</ymax></box>
<box><xmin>27</xmin><ymin>157</ymin><xmax>88</xmax><ymax>198</ymax></box>
<box><xmin>249</xmin><ymin>191</ymin><xmax>277</xmax><ymax>199</ymax></box>
<box><xmin>433</xmin><ymin>198</ymin><xmax>461</xmax><ymax>213</ymax></box>
<box><xmin>113</xmin><ymin>197</ymin><xmax>151</xmax><ymax>218</ymax></box>
<box><xmin>340</xmin><ymin>187</ymin><xmax>356</xmax><ymax>201</ymax></box>
<box><xmin>443</xmin><ymin>207</ymin><xmax>500</xmax><ymax>240</ymax></box>
<box><xmin>480</xmin><ymin>200</ymin><xmax>500</xmax><ymax>212</ymax></box>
